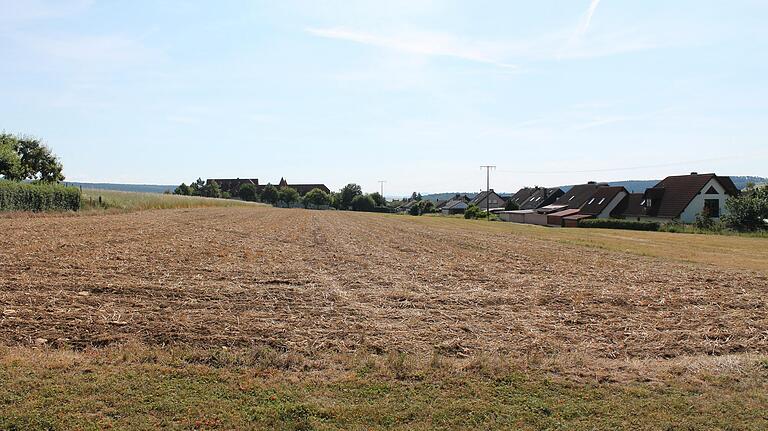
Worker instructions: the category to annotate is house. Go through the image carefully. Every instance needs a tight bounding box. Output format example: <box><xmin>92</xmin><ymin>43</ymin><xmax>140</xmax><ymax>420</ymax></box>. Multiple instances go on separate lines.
<box><xmin>553</xmin><ymin>182</ymin><xmax>607</xmax><ymax>209</ymax></box>
<box><xmin>578</xmin><ymin>186</ymin><xmax>629</xmax><ymax>218</ymax></box>
<box><xmin>634</xmin><ymin>173</ymin><xmax>738</xmax><ymax>223</ymax></box>
<box><xmin>518</xmin><ymin>187</ymin><xmax>564</xmax><ymax>210</ymax></box>
<box><xmin>439</xmin><ymin>194</ymin><xmax>471</xmax><ymax>215</ymax></box>
<box><xmin>610</xmin><ymin>193</ymin><xmax>647</xmax><ymax>220</ymax></box>
<box><xmin>506</xmin><ymin>187</ymin><xmax>536</xmax><ymax>208</ymax></box>
<box><xmin>206</xmin><ymin>177</ymin><xmax>330</xmax><ymax>197</ymax></box>
<box><xmin>470</xmin><ymin>189</ymin><xmax>506</xmax><ymax>211</ymax></box>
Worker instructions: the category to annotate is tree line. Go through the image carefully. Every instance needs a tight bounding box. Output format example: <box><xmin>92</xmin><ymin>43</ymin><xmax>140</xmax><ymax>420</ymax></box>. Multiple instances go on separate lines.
<box><xmin>173</xmin><ymin>180</ymin><xmax>390</xmax><ymax>212</ymax></box>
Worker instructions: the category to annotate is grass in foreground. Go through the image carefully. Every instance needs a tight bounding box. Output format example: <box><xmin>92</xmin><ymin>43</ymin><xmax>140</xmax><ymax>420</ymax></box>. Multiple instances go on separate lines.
<box><xmin>81</xmin><ymin>189</ymin><xmax>260</xmax><ymax>211</ymax></box>
<box><xmin>1</xmin><ymin>345</ymin><xmax>766</xmax><ymax>430</ymax></box>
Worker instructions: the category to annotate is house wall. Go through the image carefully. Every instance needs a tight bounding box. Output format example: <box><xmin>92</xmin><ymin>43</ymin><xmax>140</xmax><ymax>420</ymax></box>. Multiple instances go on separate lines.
<box><xmin>499</xmin><ymin>212</ymin><xmax>528</xmax><ymax>223</ymax></box>
<box><xmin>679</xmin><ymin>178</ymin><xmax>729</xmax><ymax>223</ymax></box>
<box><xmin>597</xmin><ymin>191</ymin><xmax>628</xmax><ymax>218</ymax></box>
<box><xmin>524</xmin><ymin>212</ymin><xmax>548</xmax><ymax>225</ymax></box>
<box><xmin>474</xmin><ymin>193</ymin><xmax>504</xmax><ymax>211</ymax></box>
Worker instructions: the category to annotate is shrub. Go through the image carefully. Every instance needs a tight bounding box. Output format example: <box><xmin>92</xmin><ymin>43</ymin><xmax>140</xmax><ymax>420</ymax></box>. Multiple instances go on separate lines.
<box><xmin>239</xmin><ymin>183</ymin><xmax>259</xmax><ymax>202</ymax></box>
<box><xmin>0</xmin><ymin>180</ymin><xmax>80</xmax><ymax>212</ymax></box>
<box><xmin>464</xmin><ymin>204</ymin><xmax>481</xmax><ymax>219</ymax></box>
<box><xmin>278</xmin><ymin>187</ymin><xmax>300</xmax><ymax>207</ymax></box>
<box><xmin>200</xmin><ymin>180</ymin><xmax>222</xmax><ymax>198</ymax></box>
<box><xmin>351</xmin><ymin>194</ymin><xmax>375</xmax><ymax>212</ymax></box>
<box><xmin>418</xmin><ymin>200</ymin><xmax>435</xmax><ymax>214</ymax></box>
<box><xmin>339</xmin><ymin>184</ymin><xmax>363</xmax><ymax>210</ymax></box>
<box><xmin>261</xmin><ymin>184</ymin><xmax>279</xmax><ymax>205</ymax></box>
<box><xmin>303</xmin><ymin>188</ymin><xmax>332</xmax><ymax>208</ymax></box>
<box><xmin>174</xmin><ymin>183</ymin><xmax>191</xmax><ymax>196</ymax></box>
<box><xmin>577</xmin><ymin>218</ymin><xmax>660</xmax><ymax>231</ymax></box>
<box><xmin>723</xmin><ymin>187</ymin><xmax>768</xmax><ymax>231</ymax></box>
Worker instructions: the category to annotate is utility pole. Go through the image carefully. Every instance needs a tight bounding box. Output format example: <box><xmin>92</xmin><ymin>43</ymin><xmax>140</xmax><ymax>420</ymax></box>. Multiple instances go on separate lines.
<box><xmin>377</xmin><ymin>180</ymin><xmax>386</xmax><ymax>197</ymax></box>
<box><xmin>480</xmin><ymin>165</ymin><xmax>496</xmax><ymax>220</ymax></box>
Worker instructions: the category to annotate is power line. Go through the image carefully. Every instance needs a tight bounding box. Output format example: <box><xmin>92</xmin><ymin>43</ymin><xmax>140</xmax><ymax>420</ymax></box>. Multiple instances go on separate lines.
<box><xmin>495</xmin><ymin>152</ymin><xmax>768</xmax><ymax>175</ymax></box>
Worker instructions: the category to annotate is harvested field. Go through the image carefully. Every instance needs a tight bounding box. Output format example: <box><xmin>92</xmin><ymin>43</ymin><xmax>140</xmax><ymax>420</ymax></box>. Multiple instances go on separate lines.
<box><xmin>2</xmin><ymin>206</ymin><xmax>767</xmax><ymax>362</ymax></box>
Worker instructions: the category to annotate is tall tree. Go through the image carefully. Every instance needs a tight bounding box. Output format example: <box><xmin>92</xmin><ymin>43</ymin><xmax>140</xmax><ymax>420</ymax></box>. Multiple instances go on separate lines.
<box><xmin>339</xmin><ymin>183</ymin><xmax>363</xmax><ymax>210</ymax></box>
<box><xmin>0</xmin><ymin>134</ymin><xmax>64</xmax><ymax>182</ymax></box>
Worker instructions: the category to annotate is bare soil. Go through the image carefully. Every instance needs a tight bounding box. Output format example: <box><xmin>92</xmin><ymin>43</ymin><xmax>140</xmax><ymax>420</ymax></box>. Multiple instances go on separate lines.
<box><xmin>1</xmin><ymin>207</ymin><xmax>766</xmax><ymax>361</ymax></box>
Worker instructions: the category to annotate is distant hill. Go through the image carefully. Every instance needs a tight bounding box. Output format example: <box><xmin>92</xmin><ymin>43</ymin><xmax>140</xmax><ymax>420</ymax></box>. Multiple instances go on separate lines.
<box><xmin>64</xmin><ymin>182</ymin><xmax>176</xmax><ymax>194</ymax></box>
<box><xmin>420</xmin><ymin>176</ymin><xmax>767</xmax><ymax>202</ymax></box>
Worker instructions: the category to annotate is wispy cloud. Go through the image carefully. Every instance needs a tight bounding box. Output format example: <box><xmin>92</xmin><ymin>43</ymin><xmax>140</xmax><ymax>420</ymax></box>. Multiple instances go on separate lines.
<box><xmin>306</xmin><ymin>27</ymin><xmax>518</xmax><ymax>69</ymax></box>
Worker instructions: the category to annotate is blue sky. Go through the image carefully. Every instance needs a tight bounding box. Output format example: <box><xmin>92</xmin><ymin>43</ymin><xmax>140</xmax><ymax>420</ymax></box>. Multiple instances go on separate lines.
<box><xmin>1</xmin><ymin>0</ymin><xmax>767</xmax><ymax>196</ymax></box>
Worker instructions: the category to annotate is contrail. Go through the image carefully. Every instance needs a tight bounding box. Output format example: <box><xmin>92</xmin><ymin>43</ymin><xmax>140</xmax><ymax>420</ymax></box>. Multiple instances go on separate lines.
<box><xmin>559</xmin><ymin>0</ymin><xmax>602</xmax><ymax>58</ymax></box>
<box><xmin>581</xmin><ymin>0</ymin><xmax>602</xmax><ymax>35</ymax></box>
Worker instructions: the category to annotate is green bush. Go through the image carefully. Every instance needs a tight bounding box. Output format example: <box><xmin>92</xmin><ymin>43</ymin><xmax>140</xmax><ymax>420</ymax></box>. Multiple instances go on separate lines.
<box><xmin>0</xmin><ymin>180</ymin><xmax>81</xmax><ymax>212</ymax></box>
<box><xmin>464</xmin><ymin>204</ymin><xmax>481</xmax><ymax>219</ymax></box>
<box><xmin>351</xmin><ymin>194</ymin><xmax>375</xmax><ymax>211</ymax></box>
<box><xmin>577</xmin><ymin>218</ymin><xmax>660</xmax><ymax>231</ymax></box>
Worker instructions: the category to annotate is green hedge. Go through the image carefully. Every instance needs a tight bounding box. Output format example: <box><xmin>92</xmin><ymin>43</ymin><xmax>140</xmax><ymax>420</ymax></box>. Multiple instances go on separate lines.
<box><xmin>577</xmin><ymin>218</ymin><xmax>660</xmax><ymax>231</ymax></box>
<box><xmin>0</xmin><ymin>180</ymin><xmax>81</xmax><ymax>212</ymax></box>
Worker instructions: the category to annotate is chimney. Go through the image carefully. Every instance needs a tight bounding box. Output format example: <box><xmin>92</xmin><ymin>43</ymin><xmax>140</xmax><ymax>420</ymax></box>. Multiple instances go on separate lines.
<box><xmin>690</xmin><ymin>172</ymin><xmax>698</xmax><ymax>175</ymax></box>
<box><xmin>587</xmin><ymin>181</ymin><xmax>597</xmax><ymax>185</ymax></box>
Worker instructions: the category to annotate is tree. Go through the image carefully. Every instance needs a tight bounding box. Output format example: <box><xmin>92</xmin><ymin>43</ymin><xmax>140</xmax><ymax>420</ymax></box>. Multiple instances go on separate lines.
<box><xmin>239</xmin><ymin>183</ymin><xmax>259</xmax><ymax>202</ymax></box>
<box><xmin>504</xmin><ymin>199</ymin><xmax>519</xmax><ymax>211</ymax></box>
<box><xmin>174</xmin><ymin>183</ymin><xmax>191</xmax><ymax>196</ymax></box>
<box><xmin>410</xmin><ymin>192</ymin><xmax>422</xmax><ymax>202</ymax></box>
<box><xmin>408</xmin><ymin>203</ymin><xmax>421</xmax><ymax>216</ymax></box>
<box><xmin>0</xmin><ymin>133</ymin><xmax>64</xmax><ymax>182</ymax></box>
<box><xmin>352</xmin><ymin>194</ymin><xmax>376</xmax><ymax>211</ymax></box>
<box><xmin>190</xmin><ymin>178</ymin><xmax>205</xmax><ymax>196</ymax></box>
<box><xmin>339</xmin><ymin>184</ymin><xmax>363</xmax><ymax>210</ymax></box>
<box><xmin>369</xmin><ymin>192</ymin><xmax>387</xmax><ymax>207</ymax></box>
<box><xmin>303</xmin><ymin>188</ymin><xmax>332</xmax><ymax>208</ymax></box>
<box><xmin>0</xmin><ymin>140</ymin><xmax>22</xmax><ymax>180</ymax></box>
<box><xmin>261</xmin><ymin>184</ymin><xmax>279</xmax><ymax>205</ymax></box>
<box><xmin>278</xmin><ymin>187</ymin><xmax>300</xmax><ymax>207</ymax></box>
<box><xmin>200</xmin><ymin>180</ymin><xmax>222</xmax><ymax>198</ymax></box>
<box><xmin>723</xmin><ymin>187</ymin><xmax>768</xmax><ymax>231</ymax></box>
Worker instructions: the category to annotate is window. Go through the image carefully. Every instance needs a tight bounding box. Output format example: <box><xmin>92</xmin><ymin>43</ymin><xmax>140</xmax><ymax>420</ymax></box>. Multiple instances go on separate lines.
<box><xmin>598</xmin><ymin>198</ymin><xmax>605</xmax><ymax>204</ymax></box>
<box><xmin>705</xmin><ymin>186</ymin><xmax>719</xmax><ymax>195</ymax></box>
<box><xmin>704</xmin><ymin>199</ymin><xmax>720</xmax><ymax>218</ymax></box>
<box><xmin>568</xmin><ymin>196</ymin><xmax>575</xmax><ymax>201</ymax></box>
<box><xmin>587</xmin><ymin>198</ymin><xmax>595</xmax><ymax>205</ymax></box>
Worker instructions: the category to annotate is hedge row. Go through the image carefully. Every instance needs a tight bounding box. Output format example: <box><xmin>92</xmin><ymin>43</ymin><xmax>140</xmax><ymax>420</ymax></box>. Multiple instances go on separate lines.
<box><xmin>577</xmin><ymin>218</ymin><xmax>660</xmax><ymax>231</ymax></box>
<box><xmin>0</xmin><ymin>180</ymin><xmax>81</xmax><ymax>212</ymax></box>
